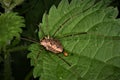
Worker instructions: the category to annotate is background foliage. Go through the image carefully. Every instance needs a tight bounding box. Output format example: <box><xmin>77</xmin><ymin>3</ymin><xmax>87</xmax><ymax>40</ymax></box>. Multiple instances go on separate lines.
<box><xmin>0</xmin><ymin>0</ymin><xmax>120</xmax><ymax>80</ymax></box>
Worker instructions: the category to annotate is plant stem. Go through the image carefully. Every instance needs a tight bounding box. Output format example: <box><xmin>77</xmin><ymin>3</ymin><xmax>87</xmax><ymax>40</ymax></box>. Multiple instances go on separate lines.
<box><xmin>3</xmin><ymin>46</ymin><xmax>13</xmax><ymax>80</ymax></box>
<box><xmin>3</xmin><ymin>45</ymin><xmax>28</xmax><ymax>80</ymax></box>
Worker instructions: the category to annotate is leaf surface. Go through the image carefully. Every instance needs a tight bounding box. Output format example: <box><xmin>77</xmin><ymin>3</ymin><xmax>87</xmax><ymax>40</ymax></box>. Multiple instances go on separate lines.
<box><xmin>28</xmin><ymin>0</ymin><xmax>120</xmax><ymax>80</ymax></box>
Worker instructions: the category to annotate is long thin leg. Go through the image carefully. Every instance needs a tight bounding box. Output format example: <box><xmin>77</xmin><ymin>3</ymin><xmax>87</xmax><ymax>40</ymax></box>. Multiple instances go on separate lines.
<box><xmin>58</xmin><ymin>32</ymin><xmax>87</xmax><ymax>39</ymax></box>
<box><xmin>56</xmin><ymin>54</ymin><xmax>71</xmax><ymax>66</ymax></box>
<box><xmin>34</xmin><ymin>47</ymin><xmax>44</xmax><ymax>65</ymax></box>
<box><xmin>52</xmin><ymin>17</ymin><xmax>71</xmax><ymax>37</ymax></box>
<box><xmin>59</xmin><ymin>32</ymin><xmax>120</xmax><ymax>41</ymax></box>
<box><xmin>52</xmin><ymin>3</ymin><xmax>95</xmax><ymax>37</ymax></box>
<box><xmin>21</xmin><ymin>37</ymin><xmax>40</xmax><ymax>44</ymax></box>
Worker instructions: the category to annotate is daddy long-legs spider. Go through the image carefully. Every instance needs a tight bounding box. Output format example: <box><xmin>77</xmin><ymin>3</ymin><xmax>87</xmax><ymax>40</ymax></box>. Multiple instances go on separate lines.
<box><xmin>21</xmin><ymin>2</ymin><xmax>120</xmax><ymax>68</ymax></box>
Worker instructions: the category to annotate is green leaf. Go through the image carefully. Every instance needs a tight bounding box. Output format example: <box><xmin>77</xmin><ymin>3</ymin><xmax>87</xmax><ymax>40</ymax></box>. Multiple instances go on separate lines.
<box><xmin>0</xmin><ymin>12</ymin><xmax>25</xmax><ymax>48</ymax></box>
<box><xmin>28</xmin><ymin>0</ymin><xmax>120</xmax><ymax>80</ymax></box>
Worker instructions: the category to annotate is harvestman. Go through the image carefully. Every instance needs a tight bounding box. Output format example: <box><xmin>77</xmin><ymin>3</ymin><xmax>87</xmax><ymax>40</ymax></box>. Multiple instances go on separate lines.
<box><xmin>21</xmin><ymin>5</ymin><xmax>96</xmax><ymax>66</ymax></box>
<box><xmin>21</xmin><ymin>13</ymin><xmax>76</xmax><ymax>66</ymax></box>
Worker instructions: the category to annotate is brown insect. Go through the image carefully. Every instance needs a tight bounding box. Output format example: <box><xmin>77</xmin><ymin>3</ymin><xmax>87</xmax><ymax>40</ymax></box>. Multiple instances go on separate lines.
<box><xmin>40</xmin><ymin>36</ymin><xmax>63</xmax><ymax>53</ymax></box>
<box><xmin>40</xmin><ymin>36</ymin><xmax>68</xmax><ymax>56</ymax></box>
<box><xmin>21</xmin><ymin>36</ymin><xmax>70</xmax><ymax>66</ymax></box>
<box><xmin>21</xmin><ymin>12</ymin><xmax>81</xmax><ymax>66</ymax></box>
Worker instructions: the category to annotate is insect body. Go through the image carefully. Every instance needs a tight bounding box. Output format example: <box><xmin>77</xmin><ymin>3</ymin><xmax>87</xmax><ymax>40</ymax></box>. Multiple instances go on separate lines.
<box><xmin>40</xmin><ymin>36</ymin><xmax>68</xmax><ymax>57</ymax></box>
<box><xmin>40</xmin><ymin>36</ymin><xmax>63</xmax><ymax>53</ymax></box>
<box><xmin>21</xmin><ymin>36</ymin><xmax>68</xmax><ymax>56</ymax></box>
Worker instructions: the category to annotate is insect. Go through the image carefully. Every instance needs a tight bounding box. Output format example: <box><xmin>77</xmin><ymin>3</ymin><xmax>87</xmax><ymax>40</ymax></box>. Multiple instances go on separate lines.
<box><xmin>40</xmin><ymin>36</ymin><xmax>68</xmax><ymax>56</ymax></box>
<box><xmin>21</xmin><ymin>5</ymin><xmax>94</xmax><ymax>67</ymax></box>
<box><xmin>21</xmin><ymin>5</ymin><xmax>100</xmax><ymax>66</ymax></box>
<box><xmin>21</xmin><ymin>35</ymin><xmax>71</xmax><ymax>66</ymax></box>
<box><xmin>21</xmin><ymin>12</ymin><xmax>72</xmax><ymax>66</ymax></box>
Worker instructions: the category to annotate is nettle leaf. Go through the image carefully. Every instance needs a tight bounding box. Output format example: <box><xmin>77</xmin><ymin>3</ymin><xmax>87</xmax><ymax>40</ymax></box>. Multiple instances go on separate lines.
<box><xmin>0</xmin><ymin>12</ymin><xmax>25</xmax><ymax>48</ymax></box>
<box><xmin>28</xmin><ymin>0</ymin><xmax>120</xmax><ymax>80</ymax></box>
